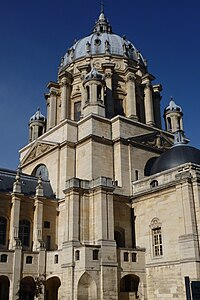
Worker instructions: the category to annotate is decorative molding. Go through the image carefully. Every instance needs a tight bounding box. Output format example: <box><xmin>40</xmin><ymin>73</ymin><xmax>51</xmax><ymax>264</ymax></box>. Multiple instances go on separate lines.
<box><xmin>21</xmin><ymin>142</ymin><xmax>57</xmax><ymax>165</ymax></box>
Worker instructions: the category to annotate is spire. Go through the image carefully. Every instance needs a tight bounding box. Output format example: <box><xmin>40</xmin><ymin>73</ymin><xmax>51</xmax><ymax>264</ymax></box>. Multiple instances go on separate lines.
<box><xmin>13</xmin><ymin>170</ymin><xmax>21</xmax><ymax>194</ymax></box>
<box><xmin>100</xmin><ymin>1</ymin><xmax>104</xmax><ymax>13</ymax></box>
<box><xmin>93</xmin><ymin>5</ymin><xmax>112</xmax><ymax>33</ymax></box>
<box><xmin>35</xmin><ymin>176</ymin><xmax>44</xmax><ymax>197</ymax></box>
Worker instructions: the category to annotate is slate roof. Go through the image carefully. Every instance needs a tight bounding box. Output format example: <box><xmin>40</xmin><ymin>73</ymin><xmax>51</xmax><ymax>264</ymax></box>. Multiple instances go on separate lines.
<box><xmin>0</xmin><ymin>168</ymin><xmax>56</xmax><ymax>199</ymax></box>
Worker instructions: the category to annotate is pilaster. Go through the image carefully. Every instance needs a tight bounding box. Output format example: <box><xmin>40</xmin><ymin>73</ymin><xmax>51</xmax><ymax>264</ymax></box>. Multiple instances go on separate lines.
<box><xmin>126</xmin><ymin>73</ymin><xmax>138</xmax><ymax>120</ymax></box>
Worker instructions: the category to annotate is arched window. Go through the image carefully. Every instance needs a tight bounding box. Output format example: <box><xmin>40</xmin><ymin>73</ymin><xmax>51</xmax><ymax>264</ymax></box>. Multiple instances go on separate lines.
<box><xmin>74</xmin><ymin>101</ymin><xmax>81</xmax><ymax>121</ymax></box>
<box><xmin>32</xmin><ymin>164</ymin><xmax>49</xmax><ymax>180</ymax></box>
<box><xmin>26</xmin><ymin>256</ymin><xmax>33</xmax><ymax>264</ymax></box>
<box><xmin>114</xmin><ymin>227</ymin><xmax>125</xmax><ymax>248</ymax></box>
<box><xmin>167</xmin><ymin>117</ymin><xmax>172</xmax><ymax>131</ymax></box>
<box><xmin>19</xmin><ymin>219</ymin><xmax>30</xmax><ymax>248</ymax></box>
<box><xmin>150</xmin><ymin>180</ymin><xmax>158</xmax><ymax>188</ymax></box>
<box><xmin>86</xmin><ymin>86</ymin><xmax>90</xmax><ymax>101</ymax></box>
<box><xmin>0</xmin><ymin>217</ymin><xmax>7</xmax><ymax>246</ymax></box>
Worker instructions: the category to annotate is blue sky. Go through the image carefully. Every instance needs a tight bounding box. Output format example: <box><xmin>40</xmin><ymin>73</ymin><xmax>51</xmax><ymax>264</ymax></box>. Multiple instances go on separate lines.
<box><xmin>0</xmin><ymin>0</ymin><xmax>200</xmax><ymax>169</ymax></box>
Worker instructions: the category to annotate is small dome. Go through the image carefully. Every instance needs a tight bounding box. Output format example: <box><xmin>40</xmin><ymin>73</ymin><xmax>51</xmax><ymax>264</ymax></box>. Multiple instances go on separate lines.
<box><xmin>29</xmin><ymin>108</ymin><xmax>46</xmax><ymax>124</ymax></box>
<box><xmin>165</xmin><ymin>98</ymin><xmax>182</xmax><ymax>113</ymax></box>
<box><xmin>150</xmin><ymin>132</ymin><xmax>200</xmax><ymax>175</ymax></box>
<box><xmin>84</xmin><ymin>67</ymin><xmax>104</xmax><ymax>82</ymax></box>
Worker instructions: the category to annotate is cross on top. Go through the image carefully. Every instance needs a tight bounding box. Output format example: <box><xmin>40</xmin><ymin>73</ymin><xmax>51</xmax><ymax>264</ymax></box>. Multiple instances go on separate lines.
<box><xmin>100</xmin><ymin>1</ymin><xmax>104</xmax><ymax>13</ymax></box>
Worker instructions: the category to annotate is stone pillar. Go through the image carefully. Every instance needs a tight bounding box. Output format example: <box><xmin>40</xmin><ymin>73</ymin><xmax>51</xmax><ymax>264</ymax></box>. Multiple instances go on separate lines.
<box><xmin>33</xmin><ymin>198</ymin><xmax>44</xmax><ymax>251</ymax></box>
<box><xmin>9</xmin><ymin>194</ymin><xmax>21</xmax><ymax>250</ymax></box>
<box><xmin>60</xmin><ymin>76</ymin><xmax>68</xmax><ymax>121</ymax></box>
<box><xmin>10</xmin><ymin>246</ymin><xmax>22</xmax><ymax>300</ymax></box>
<box><xmin>144</xmin><ymin>81</ymin><xmax>155</xmax><ymax>126</ymax></box>
<box><xmin>49</xmin><ymin>90</ymin><xmax>57</xmax><ymax>129</ymax></box>
<box><xmin>60</xmin><ymin>76</ymin><xmax>71</xmax><ymax>121</ymax></box>
<box><xmin>45</xmin><ymin>95</ymin><xmax>50</xmax><ymax>130</ymax></box>
<box><xmin>153</xmin><ymin>84</ymin><xmax>162</xmax><ymax>129</ymax></box>
<box><xmin>102</xmin><ymin>63</ymin><xmax>115</xmax><ymax>118</ymax></box>
<box><xmin>78</xmin><ymin>65</ymin><xmax>89</xmax><ymax>116</ymax></box>
<box><xmin>126</xmin><ymin>73</ymin><xmax>138</xmax><ymax>120</ymax></box>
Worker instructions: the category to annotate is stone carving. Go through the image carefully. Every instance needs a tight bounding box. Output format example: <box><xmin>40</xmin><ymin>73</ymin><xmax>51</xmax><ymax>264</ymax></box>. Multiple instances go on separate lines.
<box><xmin>23</xmin><ymin>143</ymin><xmax>56</xmax><ymax>164</ymax></box>
<box><xmin>150</xmin><ymin>217</ymin><xmax>161</xmax><ymax>229</ymax></box>
<box><xmin>129</xmin><ymin>132</ymin><xmax>173</xmax><ymax>150</ymax></box>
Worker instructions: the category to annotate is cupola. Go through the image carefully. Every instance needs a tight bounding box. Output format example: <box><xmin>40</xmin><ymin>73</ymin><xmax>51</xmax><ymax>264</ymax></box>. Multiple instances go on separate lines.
<box><xmin>29</xmin><ymin>108</ymin><xmax>46</xmax><ymax>142</ymax></box>
<box><xmin>164</xmin><ymin>98</ymin><xmax>183</xmax><ymax>133</ymax></box>
<box><xmin>82</xmin><ymin>67</ymin><xmax>105</xmax><ymax>117</ymax></box>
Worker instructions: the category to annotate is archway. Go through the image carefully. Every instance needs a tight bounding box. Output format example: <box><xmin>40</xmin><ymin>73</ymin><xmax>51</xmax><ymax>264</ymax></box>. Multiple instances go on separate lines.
<box><xmin>120</xmin><ymin>274</ymin><xmax>140</xmax><ymax>299</ymax></box>
<box><xmin>114</xmin><ymin>227</ymin><xmax>125</xmax><ymax>248</ymax></box>
<box><xmin>45</xmin><ymin>276</ymin><xmax>61</xmax><ymax>300</ymax></box>
<box><xmin>18</xmin><ymin>276</ymin><xmax>35</xmax><ymax>300</ymax></box>
<box><xmin>77</xmin><ymin>273</ymin><xmax>97</xmax><ymax>300</ymax></box>
<box><xmin>0</xmin><ymin>276</ymin><xmax>10</xmax><ymax>300</ymax></box>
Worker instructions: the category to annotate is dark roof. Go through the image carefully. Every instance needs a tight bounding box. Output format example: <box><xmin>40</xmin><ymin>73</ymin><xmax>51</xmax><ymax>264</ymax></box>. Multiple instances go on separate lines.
<box><xmin>0</xmin><ymin>168</ymin><xmax>56</xmax><ymax>199</ymax></box>
<box><xmin>150</xmin><ymin>145</ymin><xmax>200</xmax><ymax>175</ymax></box>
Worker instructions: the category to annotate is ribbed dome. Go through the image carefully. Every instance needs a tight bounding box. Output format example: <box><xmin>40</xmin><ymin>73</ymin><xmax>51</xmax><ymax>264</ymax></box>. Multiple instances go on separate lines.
<box><xmin>150</xmin><ymin>145</ymin><xmax>200</xmax><ymax>175</ymax></box>
<box><xmin>29</xmin><ymin>108</ymin><xmax>46</xmax><ymax>124</ymax></box>
<box><xmin>60</xmin><ymin>12</ymin><xmax>145</xmax><ymax>69</ymax></box>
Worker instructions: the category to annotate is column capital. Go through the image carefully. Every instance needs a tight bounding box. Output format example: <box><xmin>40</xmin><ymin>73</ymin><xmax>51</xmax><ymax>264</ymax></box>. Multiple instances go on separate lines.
<box><xmin>126</xmin><ymin>73</ymin><xmax>136</xmax><ymax>82</ymax></box>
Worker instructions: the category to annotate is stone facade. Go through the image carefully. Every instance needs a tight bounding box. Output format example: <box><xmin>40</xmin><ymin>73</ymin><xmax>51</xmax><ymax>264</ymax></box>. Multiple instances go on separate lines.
<box><xmin>0</xmin><ymin>9</ymin><xmax>199</xmax><ymax>300</ymax></box>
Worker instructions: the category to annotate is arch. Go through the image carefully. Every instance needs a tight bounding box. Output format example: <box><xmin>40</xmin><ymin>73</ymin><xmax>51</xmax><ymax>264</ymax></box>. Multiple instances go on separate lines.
<box><xmin>32</xmin><ymin>164</ymin><xmax>49</xmax><ymax>180</ymax></box>
<box><xmin>18</xmin><ymin>276</ymin><xmax>35</xmax><ymax>300</ymax></box>
<box><xmin>45</xmin><ymin>276</ymin><xmax>61</xmax><ymax>300</ymax></box>
<box><xmin>77</xmin><ymin>272</ymin><xmax>97</xmax><ymax>300</ymax></box>
<box><xmin>19</xmin><ymin>219</ymin><xmax>31</xmax><ymax>248</ymax></box>
<box><xmin>0</xmin><ymin>276</ymin><xmax>10</xmax><ymax>300</ymax></box>
<box><xmin>0</xmin><ymin>216</ymin><xmax>7</xmax><ymax>246</ymax></box>
<box><xmin>120</xmin><ymin>274</ymin><xmax>140</xmax><ymax>299</ymax></box>
<box><xmin>114</xmin><ymin>227</ymin><xmax>125</xmax><ymax>248</ymax></box>
<box><xmin>150</xmin><ymin>180</ymin><xmax>158</xmax><ymax>188</ymax></box>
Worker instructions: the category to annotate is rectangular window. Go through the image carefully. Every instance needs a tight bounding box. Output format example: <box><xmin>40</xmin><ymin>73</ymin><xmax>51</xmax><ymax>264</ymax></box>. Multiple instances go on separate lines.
<box><xmin>152</xmin><ymin>228</ymin><xmax>163</xmax><ymax>256</ymax></box>
<box><xmin>93</xmin><ymin>250</ymin><xmax>99</xmax><ymax>260</ymax></box>
<box><xmin>44</xmin><ymin>221</ymin><xmax>50</xmax><ymax>228</ymax></box>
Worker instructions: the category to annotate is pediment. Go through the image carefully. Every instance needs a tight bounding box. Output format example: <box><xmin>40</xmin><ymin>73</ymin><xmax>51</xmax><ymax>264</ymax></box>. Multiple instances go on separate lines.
<box><xmin>21</xmin><ymin>141</ymin><xmax>58</xmax><ymax>165</ymax></box>
<box><xmin>130</xmin><ymin>132</ymin><xmax>173</xmax><ymax>150</ymax></box>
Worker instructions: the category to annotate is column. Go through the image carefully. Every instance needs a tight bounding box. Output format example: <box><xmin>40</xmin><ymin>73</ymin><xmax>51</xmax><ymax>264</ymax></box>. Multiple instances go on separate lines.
<box><xmin>102</xmin><ymin>63</ymin><xmax>115</xmax><ymax>118</ymax></box>
<box><xmin>153</xmin><ymin>84</ymin><xmax>162</xmax><ymax>128</ymax></box>
<box><xmin>126</xmin><ymin>73</ymin><xmax>137</xmax><ymax>120</ymax></box>
<box><xmin>60</xmin><ymin>76</ymin><xmax>68</xmax><ymax>121</ymax></box>
<box><xmin>49</xmin><ymin>89</ymin><xmax>57</xmax><ymax>129</ymax></box>
<box><xmin>144</xmin><ymin>81</ymin><xmax>155</xmax><ymax>126</ymax></box>
<box><xmin>9</xmin><ymin>194</ymin><xmax>21</xmax><ymax>250</ymax></box>
<box><xmin>33</xmin><ymin>198</ymin><xmax>43</xmax><ymax>251</ymax></box>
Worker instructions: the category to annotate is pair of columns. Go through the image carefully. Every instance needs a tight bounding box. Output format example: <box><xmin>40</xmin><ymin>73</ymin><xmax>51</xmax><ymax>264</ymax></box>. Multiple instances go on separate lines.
<box><xmin>47</xmin><ymin>74</ymin><xmax>71</xmax><ymax>130</ymax></box>
<box><xmin>9</xmin><ymin>193</ymin><xmax>44</xmax><ymax>251</ymax></box>
<box><xmin>126</xmin><ymin>72</ymin><xmax>156</xmax><ymax>126</ymax></box>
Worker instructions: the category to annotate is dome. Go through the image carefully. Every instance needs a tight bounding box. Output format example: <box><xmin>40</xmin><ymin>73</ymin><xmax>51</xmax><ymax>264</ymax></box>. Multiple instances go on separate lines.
<box><xmin>29</xmin><ymin>108</ymin><xmax>46</xmax><ymax>124</ymax></box>
<box><xmin>84</xmin><ymin>67</ymin><xmax>104</xmax><ymax>82</ymax></box>
<box><xmin>150</xmin><ymin>132</ymin><xmax>200</xmax><ymax>175</ymax></box>
<box><xmin>164</xmin><ymin>98</ymin><xmax>182</xmax><ymax>113</ymax></box>
<box><xmin>60</xmin><ymin>12</ymin><xmax>146</xmax><ymax>69</ymax></box>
